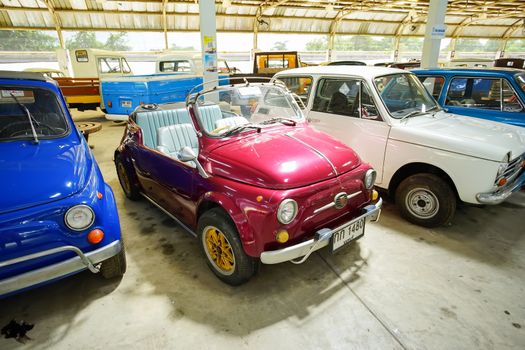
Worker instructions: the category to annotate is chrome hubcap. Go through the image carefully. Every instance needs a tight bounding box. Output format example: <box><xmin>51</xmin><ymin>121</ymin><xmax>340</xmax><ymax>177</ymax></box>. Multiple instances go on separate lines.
<box><xmin>405</xmin><ymin>188</ymin><xmax>439</xmax><ymax>219</ymax></box>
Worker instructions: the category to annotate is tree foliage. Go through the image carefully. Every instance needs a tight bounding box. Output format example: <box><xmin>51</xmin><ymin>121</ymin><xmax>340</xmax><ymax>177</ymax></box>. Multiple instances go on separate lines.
<box><xmin>272</xmin><ymin>41</ymin><xmax>288</xmax><ymax>51</ymax></box>
<box><xmin>66</xmin><ymin>31</ymin><xmax>130</xmax><ymax>51</ymax></box>
<box><xmin>0</xmin><ymin>30</ymin><xmax>59</xmax><ymax>51</ymax></box>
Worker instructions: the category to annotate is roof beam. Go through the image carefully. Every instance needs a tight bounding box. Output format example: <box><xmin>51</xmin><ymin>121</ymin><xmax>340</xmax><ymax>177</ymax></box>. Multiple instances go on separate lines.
<box><xmin>42</xmin><ymin>0</ymin><xmax>64</xmax><ymax>48</ymax></box>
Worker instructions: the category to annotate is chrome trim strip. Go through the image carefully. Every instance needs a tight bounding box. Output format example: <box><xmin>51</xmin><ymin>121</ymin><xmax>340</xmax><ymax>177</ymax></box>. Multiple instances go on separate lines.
<box><xmin>285</xmin><ymin>133</ymin><xmax>338</xmax><ymax>176</ymax></box>
<box><xmin>260</xmin><ymin>197</ymin><xmax>382</xmax><ymax>265</ymax></box>
<box><xmin>0</xmin><ymin>240</ymin><xmax>122</xmax><ymax>296</ymax></box>
<box><xmin>141</xmin><ymin>192</ymin><xmax>197</xmax><ymax>237</ymax></box>
<box><xmin>477</xmin><ymin>170</ymin><xmax>525</xmax><ymax>205</ymax></box>
<box><xmin>313</xmin><ymin>191</ymin><xmax>363</xmax><ymax>214</ymax></box>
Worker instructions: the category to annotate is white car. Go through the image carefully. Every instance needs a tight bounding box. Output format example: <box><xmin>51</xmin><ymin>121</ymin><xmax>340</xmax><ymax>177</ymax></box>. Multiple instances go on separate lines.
<box><xmin>274</xmin><ymin>66</ymin><xmax>525</xmax><ymax>227</ymax></box>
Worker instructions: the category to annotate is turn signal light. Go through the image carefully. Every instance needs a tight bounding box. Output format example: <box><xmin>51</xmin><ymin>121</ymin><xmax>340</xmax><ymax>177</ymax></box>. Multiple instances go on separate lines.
<box><xmin>371</xmin><ymin>190</ymin><xmax>379</xmax><ymax>201</ymax></box>
<box><xmin>497</xmin><ymin>177</ymin><xmax>508</xmax><ymax>187</ymax></box>
<box><xmin>522</xmin><ymin>160</ymin><xmax>525</xmax><ymax>168</ymax></box>
<box><xmin>107</xmin><ymin>100</ymin><xmax>112</xmax><ymax>107</ymax></box>
<box><xmin>87</xmin><ymin>229</ymin><xmax>104</xmax><ymax>244</ymax></box>
<box><xmin>97</xmin><ymin>191</ymin><xmax>103</xmax><ymax>199</ymax></box>
<box><xmin>276</xmin><ymin>230</ymin><xmax>289</xmax><ymax>243</ymax></box>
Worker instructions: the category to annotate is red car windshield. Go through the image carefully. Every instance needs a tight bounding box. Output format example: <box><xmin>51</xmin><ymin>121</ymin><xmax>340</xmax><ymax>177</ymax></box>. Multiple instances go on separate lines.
<box><xmin>194</xmin><ymin>84</ymin><xmax>303</xmax><ymax>137</ymax></box>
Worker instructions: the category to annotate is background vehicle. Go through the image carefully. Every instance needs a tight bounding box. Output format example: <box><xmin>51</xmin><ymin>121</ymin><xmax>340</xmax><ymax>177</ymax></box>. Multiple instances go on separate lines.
<box><xmin>414</xmin><ymin>68</ymin><xmax>525</xmax><ymax>128</ymax></box>
<box><xmin>114</xmin><ymin>81</ymin><xmax>381</xmax><ymax>285</ymax></box>
<box><xmin>276</xmin><ymin>66</ymin><xmax>525</xmax><ymax>227</ymax></box>
<box><xmin>0</xmin><ymin>71</ymin><xmax>126</xmax><ymax>297</ymax></box>
<box><xmin>230</xmin><ymin>51</ymin><xmax>302</xmax><ymax>83</ymax></box>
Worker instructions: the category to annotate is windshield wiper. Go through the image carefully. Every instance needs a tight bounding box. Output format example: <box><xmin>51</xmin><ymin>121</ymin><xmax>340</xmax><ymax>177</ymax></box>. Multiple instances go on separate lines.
<box><xmin>399</xmin><ymin>110</ymin><xmax>427</xmax><ymax>123</ymax></box>
<box><xmin>259</xmin><ymin>117</ymin><xmax>297</xmax><ymax>126</ymax></box>
<box><xmin>222</xmin><ymin>124</ymin><xmax>261</xmax><ymax>137</ymax></box>
<box><xmin>10</xmin><ymin>92</ymin><xmax>39</xmax><ymax>143</ymax></box>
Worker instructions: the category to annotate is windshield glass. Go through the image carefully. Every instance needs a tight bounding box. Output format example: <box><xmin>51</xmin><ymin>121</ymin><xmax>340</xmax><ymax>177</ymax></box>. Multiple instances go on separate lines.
<box><xmin>515</xmin><ymin>73</ymin><xmax>525</xmax><ymax>95</ymax></box>
<box><xmin>374</xmin><ymin>73</ymin><xmax>439</xmax><ymax>119</ymax></box>
<box><xmin>194</xmin><ymin>83</ymin><xmax>303</xmax><ymax>137</ymax></box>
<box><xmin>0</xmin><ymin>86</ymin><xmax>69</xmax><ymax>142</ymax></box>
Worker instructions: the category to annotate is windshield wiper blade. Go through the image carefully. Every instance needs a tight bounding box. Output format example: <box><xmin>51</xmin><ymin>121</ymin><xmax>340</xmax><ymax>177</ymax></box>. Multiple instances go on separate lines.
<box><xmin>9</xmin><ymin>92</ymin><xmax>39</xmax><ymax>144</ymax></box>
<box><xmin>222</xmin><ymin>124</ymin><xmax>261</xmax><ymax>137</ymax></box>
<box><xmin>259</xmin><ymin>117</ymin><xmax>297</xmax><ymax>126</ymax></box>
<box><xmin>399</xmin><ymin>110</ymin><xmax>426</xmax><ymax>123</ymax></box>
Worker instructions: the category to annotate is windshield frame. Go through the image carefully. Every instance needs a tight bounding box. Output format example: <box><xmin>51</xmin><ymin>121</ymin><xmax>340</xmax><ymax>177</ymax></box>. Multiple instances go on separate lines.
<box><xmin>190</xmin><ymin>81</ymin><xmax>305</xmax><ymax>139</ymax></box>
<box><xmin>514</xmin><ymin>72</ymin><xmax>525</xmax><ymax>95</ymax></box>
<box><xmin>0</xmin><ymin>84</ymin><xmax>71</xmax><ymax>142</ymax></box>
<box><xmin>373</xmin><ymin>72</ymin><xmax>440</xmax><ymax>120</ymax></box>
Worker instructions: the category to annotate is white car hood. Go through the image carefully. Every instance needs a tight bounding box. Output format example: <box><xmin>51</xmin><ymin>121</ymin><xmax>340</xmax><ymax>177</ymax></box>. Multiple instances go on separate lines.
<box><xmin>389</xmin><ymin>111</ymin><xmax>525</xmax><ymax>162</ymax></box>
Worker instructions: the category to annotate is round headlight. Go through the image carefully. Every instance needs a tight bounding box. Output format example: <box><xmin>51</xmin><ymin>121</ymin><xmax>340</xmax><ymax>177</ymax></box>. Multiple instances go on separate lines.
<box><xmin>497</xmin><ymin>162</ymin><xmax>508</xmax><ymax>177</ymax></box>
<box><xmin>364</xmin><ymin>169</ymin><xmax>377</xmax><ymax>189</ymax></box>
<box><xmin>277</xmin><ymin>199</ymin><xmax>298</xmax><ymax>225</ymax></box>
<box><xmin>65</xmin><ymin>205</ymin><xmax>95</xmax><ymax>231</ymax></box>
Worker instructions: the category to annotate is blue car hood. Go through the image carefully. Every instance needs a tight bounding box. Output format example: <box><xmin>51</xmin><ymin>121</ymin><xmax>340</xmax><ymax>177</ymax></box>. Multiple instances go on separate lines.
<box><xmin>0</xmin><ymin>139</ymin><xmax>92</xmax><ymax>214</ymax></box>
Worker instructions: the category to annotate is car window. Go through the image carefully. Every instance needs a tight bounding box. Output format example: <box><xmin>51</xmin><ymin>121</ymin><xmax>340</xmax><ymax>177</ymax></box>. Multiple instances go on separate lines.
<box><xmin>277</xmin><ymin>76</ymin><xmax>313</xmax><ymax>107</ymax></box>
<box><xmin>0</xmin><ymin>86</ymin><xmax>69</xmax><ymax>141</ymax></box>
<box><xmin>446</xmin><ymin>77</ymin><xmax>501</xmax><ymax>110</ymax></box>
<box><xmin>419</xmin><ymin>76</ymin><xmax>445</xmax><ymax>99</ymax></box>
<box><xmin>502</xmin><ymin>79</ymin><xmax>523</xmax><ymax>112</ymax></box>
<box><xmin>159</xmin><ymin>60</ymin><xmax>192</xmax><ymax>72</ymax></box>
<box><xmin>360</xmin><ymin>84</ymin><xmax>381</xmax><ymax>121</ymax></box>
<box><xmin>122</xmin><ymin>58</ymin><xmax>132</xmax><ymax>74</ymax></box>
<box><xmin>98</xmin><ymin>57</ymin><xmax>122</xmax><ymax>74</ymax></box>
<box><xmin>312</xmin><ymin>78</ymin><xmax>360</xmax><ymax>117</ymax></box>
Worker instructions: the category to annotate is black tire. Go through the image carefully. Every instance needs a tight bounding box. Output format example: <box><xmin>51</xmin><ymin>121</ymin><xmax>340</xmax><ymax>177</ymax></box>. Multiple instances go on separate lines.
<box><xmin>395</xmin><ymin>173</ymin><xmax>456</xmax><ymax>228</ymax></box>
<box><xmin>197</xmin><ymin>208</ymin><xmax>257</xmax><ymax>286</ymax></box>
<box><xmin>115</xmin><ymin>154</ymin><xmax>141</xmax><ymax>201</ymax></box>
<box><xmin>100</xmin><ymin>243</ymin><xmax>127</xmax><ymax>279</ymax></box>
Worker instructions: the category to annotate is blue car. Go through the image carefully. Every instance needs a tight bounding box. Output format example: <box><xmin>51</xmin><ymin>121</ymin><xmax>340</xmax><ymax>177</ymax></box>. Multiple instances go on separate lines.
<box><xmin>0</xmin><ymin>71</ymin><xmax>125</xmax><ymax>298</ymax></box>
<box><xmin>413</xmin><ymin>68</ymin><xmax>525</xmax><ymax>127</ymax></box>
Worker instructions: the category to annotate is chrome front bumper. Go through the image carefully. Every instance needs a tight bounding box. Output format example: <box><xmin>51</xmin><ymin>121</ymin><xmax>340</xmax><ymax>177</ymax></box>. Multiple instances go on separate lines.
<box><xmin>0</xmin><ymin>240</ymin><xmax>122</xmax><ymax>296</ymax></box>
<box><xmin>260</xmin><ymin>198</ymin><xmax>382</xmax><ymax>265</ymax></box>
<box><xmin>476</xmin><ymin>171</ymin><xmax>525</xmax><ymax>205</ymax></box>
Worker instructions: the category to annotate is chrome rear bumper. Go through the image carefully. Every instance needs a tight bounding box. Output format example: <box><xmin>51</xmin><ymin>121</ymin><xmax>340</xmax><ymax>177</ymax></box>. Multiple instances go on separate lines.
<box><xmin>260</xmin><ymin>198</ymin><xmax>382</xmax><ymax>265</ymax></box>
<box><xmin>476</xmin><ymin>171</ymin><xmax>525</xmax><ymax>205</ymax></box>
<box><xmin>0</xmin><ymin>240</ymin><xmax>122</xmax><ymax>296</ymax></box>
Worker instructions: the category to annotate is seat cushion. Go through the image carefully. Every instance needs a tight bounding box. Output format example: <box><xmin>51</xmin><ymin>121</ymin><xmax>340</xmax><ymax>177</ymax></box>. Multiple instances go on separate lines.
<box><xmin>136</xmin><ymin>108</ymin><xmax>191</xmax><ymax>149</ymax></box>
<box><xmin>156</xmin><ymin>124</ymin><xmax>199</xmax><ymax>159</ymax></box>
<box><xmin>197</xmin><ymin>104</ymin><xmax>223</xmax><ymax>133</ymax></box>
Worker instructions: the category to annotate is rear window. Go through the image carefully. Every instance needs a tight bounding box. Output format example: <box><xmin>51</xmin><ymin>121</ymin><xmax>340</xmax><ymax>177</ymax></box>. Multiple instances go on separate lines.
<box><xmin>0</xmin><ymin>86</ymin><xmax>69</xmax><ymax>142</ymax></box>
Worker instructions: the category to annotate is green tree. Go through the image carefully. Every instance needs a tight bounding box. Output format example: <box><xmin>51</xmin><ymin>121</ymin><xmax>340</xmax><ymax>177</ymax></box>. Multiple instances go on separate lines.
<box><xmin>272</xmin><ymin>41</ymin><xmax>288</xmax><ymax>51</ymax></box>
<box><xmin>105</xmin><ymin>32</ymin><xmax>131</xmax><ymax>51</ymax></box>
<box><xmin>306</xmin><ymin>37</ymin><xmax>327</xmax><ymax>51</ymax></box>
<box><xmin>66</xmin><ymin>32</ymin><xmax>103</xmax><ymax>49</ymax></box>
<box><xmin>0</xmin><ymin>30</ymin><xmax>58</xmax><ymax>51</ymax></box>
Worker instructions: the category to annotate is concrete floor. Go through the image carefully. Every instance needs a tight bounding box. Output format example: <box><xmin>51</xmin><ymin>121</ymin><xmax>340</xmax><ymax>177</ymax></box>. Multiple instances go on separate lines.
<box><xmin>1</xmin><ymin>110</ymin><xmax>524</xmax><ymax>350</ymax></box>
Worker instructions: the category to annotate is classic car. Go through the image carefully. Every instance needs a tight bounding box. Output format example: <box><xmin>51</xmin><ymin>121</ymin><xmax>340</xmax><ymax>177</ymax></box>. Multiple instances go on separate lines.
<box><xmin>0</xmin><ymin>71</ymin><xmax>126</xmax><ymax>298</ymax></box>
<box><xmin>114</xmin><ymin>80</ymin><xmax>382</xmax><ymax>285</ymax></box>
<box><xmin>413</xmin><ymin>68</ymin><xmax>525</xmax><ymax>128</ymax></box>
<box><xmin>275</xmin><ymin>66</ymin><xmax>525</xmax><ymax>227</ymax></box>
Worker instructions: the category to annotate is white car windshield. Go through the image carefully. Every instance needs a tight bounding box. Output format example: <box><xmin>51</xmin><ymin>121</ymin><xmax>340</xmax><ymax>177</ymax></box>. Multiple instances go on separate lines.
<box><xmin>193</xmin><ymin>83</ymin><xmax>303</xmax><ymax>137</ymax></box>
<box><xmin>374</xmin><ymin>73</ymin><xmax>440</xmax><ymax>119</ymax></box>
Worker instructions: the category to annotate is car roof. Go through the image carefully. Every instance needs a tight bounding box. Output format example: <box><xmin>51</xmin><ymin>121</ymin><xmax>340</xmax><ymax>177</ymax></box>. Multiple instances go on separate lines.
<box><xmin>275</xmin><ymin>65</ymin><xmax>407</xmax><ymax>78</ymax></box>
<box><xmin>0</xmin><ymin>70</ymin><xmax>53</xmax><ymax>82</ymax></box>
<box><xmin>413</xmin><ymin>67</ymin><xmax>524</xmax><ymax>76</ymax></box>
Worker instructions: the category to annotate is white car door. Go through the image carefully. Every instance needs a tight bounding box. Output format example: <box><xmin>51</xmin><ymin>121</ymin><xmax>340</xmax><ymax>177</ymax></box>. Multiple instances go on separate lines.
<box><xmin>305</xmin><ymin>77</ymin><xmax>391</xmax><ymax>185</ymax></box>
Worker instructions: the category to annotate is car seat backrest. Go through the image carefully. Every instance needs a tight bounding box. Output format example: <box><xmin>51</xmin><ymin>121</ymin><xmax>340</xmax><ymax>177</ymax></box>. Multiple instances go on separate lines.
<box><xmin>156</xmin><ymin>124</ymin><xmax>199</xmax><ymax>159</ymax></box>
<box><xmin>136</xmin><ymin>108</ymin><xmax>191</xmax><ymax>149</ymax></box>
<box><xmin>197</xmin><ymin>104</ymin><xmax>223</xmax><ymax>133</ymax></box>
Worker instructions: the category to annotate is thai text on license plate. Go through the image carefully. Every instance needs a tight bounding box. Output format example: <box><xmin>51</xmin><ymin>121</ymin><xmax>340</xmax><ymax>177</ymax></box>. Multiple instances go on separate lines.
<box><xmin>331</xmin><ymin>218</ymin><xmax>365</xmax><ymax>252</ymax></box>
<box><xmin>121</xmin><ymin>100</ymin><xmax>132</xmax><ymax>108</ymax></box>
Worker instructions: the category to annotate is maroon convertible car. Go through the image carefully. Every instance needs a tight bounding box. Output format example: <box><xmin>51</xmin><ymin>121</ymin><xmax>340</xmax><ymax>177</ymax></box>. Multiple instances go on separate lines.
<box><xmin>114</xmin><ymin>80</ymin><xmax>382</xmax><ymax>285</ymax></box>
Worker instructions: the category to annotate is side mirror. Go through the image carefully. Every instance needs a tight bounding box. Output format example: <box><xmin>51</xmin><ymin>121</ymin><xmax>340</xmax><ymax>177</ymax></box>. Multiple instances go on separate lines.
<box><xmin>177</xmin><ymin>146</ymin><xmax>197</xmax><ymax>162</ymax></box>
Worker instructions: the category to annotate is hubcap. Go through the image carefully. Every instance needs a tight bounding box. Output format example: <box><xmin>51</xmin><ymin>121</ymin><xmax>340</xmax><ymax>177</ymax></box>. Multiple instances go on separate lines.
<box><xmin>203</xmin><ymin>226</ymin><xmax>235</xmax><ymax>275</ymax></box>
<box><xmin>117</xmin><ymin>162</ymin><xmax>131</xmax><ymax>195</ymax></box>
<box><xmin>405</xmin><ymin>188</ymin><xmax>439</xmax><ymax>219</ymax></box>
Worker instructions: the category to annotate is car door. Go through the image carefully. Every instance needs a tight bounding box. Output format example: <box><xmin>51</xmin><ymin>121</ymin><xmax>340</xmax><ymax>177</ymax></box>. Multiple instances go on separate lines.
<box><xmin>305</xmin><ymin>77</ymin><xmax>390</xmax><ymax>184</ymax></box>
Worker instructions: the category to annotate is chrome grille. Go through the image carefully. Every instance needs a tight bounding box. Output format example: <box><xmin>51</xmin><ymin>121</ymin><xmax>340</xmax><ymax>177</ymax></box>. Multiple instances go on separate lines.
<box><xmin>497</xmin><ymin>153</ymin><xmax>524</xmax><ymax>184</ymax></box>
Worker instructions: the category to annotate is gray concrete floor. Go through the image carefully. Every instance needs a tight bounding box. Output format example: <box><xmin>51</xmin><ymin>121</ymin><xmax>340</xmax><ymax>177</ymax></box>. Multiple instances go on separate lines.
<box><xmin>1</xmin><ymin>110</ymin><xmax>524</xmax><ymax>350</ymax></box>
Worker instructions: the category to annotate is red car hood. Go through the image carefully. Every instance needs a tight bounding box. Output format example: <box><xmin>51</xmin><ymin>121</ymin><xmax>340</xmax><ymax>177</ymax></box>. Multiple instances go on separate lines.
<box><xmin>206</xmin><ymin>126</ymin><xmax>361</xmax><ymax>189</ymax></box>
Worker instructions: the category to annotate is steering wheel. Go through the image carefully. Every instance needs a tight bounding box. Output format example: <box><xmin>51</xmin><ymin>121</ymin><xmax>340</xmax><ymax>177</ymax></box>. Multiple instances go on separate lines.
<box><xmin>210</xmin><ymin>125</ymin><xmax>231</xmax><ymax>135</ymax></box>
<box><xmin>403</xmin><ymin>100</ymin><xmax>417</xmax><ymax>109</ymax></box>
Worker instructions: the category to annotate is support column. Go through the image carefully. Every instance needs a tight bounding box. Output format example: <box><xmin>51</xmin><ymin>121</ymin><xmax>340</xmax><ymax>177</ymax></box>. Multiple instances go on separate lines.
<box><xmin>199</xmin><ymin>0</ymin><xmax>218</xmax><ymax>90</ymax></box>
<box><xmin>162</xmin><ymin>0</ymin><xmax>169</xmax><ymax>50</ymax></box>
<box><xmin>392</xmin><ymin>36</ymin><xmax>401</xmax><ymax>61</ymax></box>
<box><xmin>326</xmin><ymin>33</ymin><xmax>334</xmax><ymax>61</ymax></box>
<box><xmin>421</xmin><ymin>0</ymin><xmax>448</xmax><ymax>68</ymax></box>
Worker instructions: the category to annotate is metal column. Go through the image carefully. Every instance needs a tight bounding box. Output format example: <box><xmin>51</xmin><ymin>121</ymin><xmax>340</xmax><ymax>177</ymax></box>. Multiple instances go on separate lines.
<box><xmin>421</xmin><ymin>0</ymin><xmax>448</xmax><ymax>68</ymax></box>
<box><xmin>199</xmin><ymin>0</ymin><xmax>218</xmax><ymax>90</ymax></box>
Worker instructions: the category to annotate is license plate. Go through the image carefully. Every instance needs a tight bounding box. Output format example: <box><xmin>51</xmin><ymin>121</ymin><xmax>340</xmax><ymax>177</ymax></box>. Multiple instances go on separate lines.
<box><xmin>331</xmin><ymin>218</ymin><xmax>365</xmax><ymax>252</ymax></box>
<box><xmin>121</xmin><ymin>100</ymin><xmax>132</xmax><ymax>108</ymax></box>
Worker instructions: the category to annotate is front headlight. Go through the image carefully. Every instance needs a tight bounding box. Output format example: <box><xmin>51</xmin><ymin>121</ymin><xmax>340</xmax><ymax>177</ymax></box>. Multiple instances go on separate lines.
<box><xmin>497</xmin><ymin>162</ymin><xmax>508</xmax><ymax>178</ymax></box>
<box><xmin>65</xmin><ymin>205</ymin><xmax>95</xmax><ymax>231</ymax></box>
<box><xmin>364</xmin><ymin>169</ymin><xmax>377</xmax><ymax>189</ymax></box>
<box><xmin>277</xmin><ymin>199</ymin><xmax>298</xmax><ymax>224</ymax></box>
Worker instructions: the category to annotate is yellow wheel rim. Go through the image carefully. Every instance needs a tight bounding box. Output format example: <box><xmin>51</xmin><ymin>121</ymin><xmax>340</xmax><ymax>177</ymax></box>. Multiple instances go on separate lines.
<box><xmin>117</xmin><ymin>162</ymin><xmax>131</xmax><ymax>194</ymax></box>
<box><xmin>204</xmin><ymin>226</ymin><xmax>235</xmax><ymax>274</ymax></box>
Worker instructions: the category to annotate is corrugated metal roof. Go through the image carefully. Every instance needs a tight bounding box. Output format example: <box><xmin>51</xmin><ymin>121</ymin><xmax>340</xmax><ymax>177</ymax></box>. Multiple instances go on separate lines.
<box><xmin>0</xmin><ymin>0</ymin><xmax>524</xmax><ymax>39</ymax></box>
